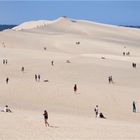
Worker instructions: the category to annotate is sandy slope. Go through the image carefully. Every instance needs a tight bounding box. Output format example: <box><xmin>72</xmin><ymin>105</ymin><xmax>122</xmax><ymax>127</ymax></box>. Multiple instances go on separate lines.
<box><xmin>0</xmin><ymin>17</ymin><xmax>140</xmax><ymax>139</ymax></box>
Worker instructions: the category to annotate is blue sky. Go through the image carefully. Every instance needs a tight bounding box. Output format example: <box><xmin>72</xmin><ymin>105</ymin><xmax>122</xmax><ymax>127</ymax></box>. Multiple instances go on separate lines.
<box><xmin>0</xmin><ymin>1</ymin><xmax>140</xmax><ymax>25</ymax></box>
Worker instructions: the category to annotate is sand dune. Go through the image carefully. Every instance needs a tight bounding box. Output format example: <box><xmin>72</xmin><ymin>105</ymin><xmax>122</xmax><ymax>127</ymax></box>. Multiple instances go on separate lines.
<box><xmin>0</xmin><ymin>17</ymin><xmax>140</xmax><ymax>139</ymax></box>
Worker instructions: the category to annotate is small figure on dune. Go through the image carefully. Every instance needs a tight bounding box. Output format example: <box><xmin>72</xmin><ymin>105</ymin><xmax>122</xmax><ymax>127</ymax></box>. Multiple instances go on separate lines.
<box><xmin>133</xmin><ymin>101</ymin><xmax>136</xmax><ymax>113</ymax></box>
<box><xmin>132</xmin><ymin>63</ymin><xmax>136</xmax><ymax>68</ymax></box>
<box><xmin>66</xmin><ymin>60</ymin><xmax>71</xmax><ymax>63</ymax></box>
<box><xmin>76</xmin><ymin>41</ymin><xmax>80</xmax><ymax>45</ymax></box>
<box><xmin>74</xmin><ymin>84</ymin><xmax>77</xmax><ymax>93</ymax></box>
<box><xmin>51</xmin><ymin>60</ymin><xmax>54</xmax><ymax>66</ymax></box>
<box><xmin>126</xmin><ymin>52</ymin><xmax>130</xmax><ymax>56</ymax></box>
<box><xmin>38</xmin><ymin>74</ymin><xmax>41</xmax><ymax>82</ymax></box>
<box><xmin>5</xmin><ymin>59</ymin><xmax>8</xmax><ymax>64</ymax></box>
<box><xmin>21</xmin><ymin>67</ymin><xmax>24</xmax><ymax>72</ymax></box>
<box><xmin>4</xmin><ymin>105</ymin><xmax>12</xmax><ymax>113</ymax></box>
<box><xmin>6</xmin><ymin>77</ymin><xmax>9</xmax><ymax>84</ymax></box>
<box><xmin>108</xmin><ymin>76</ymin><xmax>113</xmax><ymax>84</ymax></box>
<box><xmin>94</xmin><ymin>105</ymin><xmax>99</xmax><ymax>117</ymax></box>
<box><xmin>44</xmin><ymin>47</ymin><xmax>46</xmax><ymax>51</ymax></box>
<box><xmin>3</xmin><ymin>59</ymin><xmax>5</xmax><ymax>64</ymax></box>
<box><xmin>123</xmin><ymin>52</ymin><xmax>125</xmax><ymax>56</ymax></box>
<box><xmin>43</xmin><ymin>110</ymin><xmax>49</xmax><ymax>127</ymax></box>
<box><xmin>35</xmin><ymin>74</ymin><xmax>37</xmax><ymax>81</ymax></box>
<box><xmin>98</xmin><ymin>112</ymin><xmax>106</xmax><ymax>119</ymax></box>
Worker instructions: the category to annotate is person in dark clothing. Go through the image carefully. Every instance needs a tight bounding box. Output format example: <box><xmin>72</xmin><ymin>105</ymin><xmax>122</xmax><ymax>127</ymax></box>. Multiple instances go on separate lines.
<box><xmin>35</xmin><ymin>74</ymin><xmax>37</xmax><ymax>81</ymax></box>
<box><xmin>133</xmin><ymin>101</ymin><xmax>136</xmax><ymax>113</ymax></box>
<box><xmin>5</xmin><ymin>59</ymin><xmax>8</xmax><ymax>64</ymax></box>
<box><xmin>99</xmin><ymin>112</ymin><xmax>106</xmax><ymax>119</ymax></box>
<box><xmin>43</xmin><ymin>110</ymin><xmax>49</xmax><ymax>127</ymax></box>
<box><xmin>3</xmin><ymin>59</ymin><xmax>5</xmax><ymax>64</ymax></box>
<box><xmin>21</xmin><ymin>67</ymin><xmax>24</xmax><ymax>72</ymax></box>
<box><xmin>51</xmin><ymin>61</ymin><xmax>54</xmax><ymax>66</ymax></box>
<box><xmin>74</xmin><ymin>84</ymin><xmax>77</xmax><ymax>93</ymax></box>
<box><xmin>38</xmin><ymin>75</ymin><xmax>40</xmax><ymax>81</ymax></box>
<box><xmin>6</xmin><ymin>77</ymin><xmax>9</xmax><ymax>84</ymax></box>
<box><xmin>94</xmin><ymin>105</ymin><xmax>99</xmax><ymax>117</ymax></box>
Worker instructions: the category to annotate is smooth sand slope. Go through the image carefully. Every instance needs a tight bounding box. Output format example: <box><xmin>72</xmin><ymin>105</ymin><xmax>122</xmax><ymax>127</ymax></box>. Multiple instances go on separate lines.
<box><xmin>0</xmin><ymin>17</ymin><xmax>140</xmax><ymax>139</ymax></box>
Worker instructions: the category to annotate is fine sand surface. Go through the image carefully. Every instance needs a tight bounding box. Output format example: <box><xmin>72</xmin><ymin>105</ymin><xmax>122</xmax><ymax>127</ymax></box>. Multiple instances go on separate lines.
<box><xmin>0</xmin><ymin>17</ymin><xmax>140</xmax><ymax>139</ymax></box>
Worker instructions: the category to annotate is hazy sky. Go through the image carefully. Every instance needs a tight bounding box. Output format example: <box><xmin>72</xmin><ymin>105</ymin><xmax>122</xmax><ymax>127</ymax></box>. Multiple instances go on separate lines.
<box><xmin>0</xmin><ymin>1</ymin><xmax>140</xmax><ymax>25</ymax></box>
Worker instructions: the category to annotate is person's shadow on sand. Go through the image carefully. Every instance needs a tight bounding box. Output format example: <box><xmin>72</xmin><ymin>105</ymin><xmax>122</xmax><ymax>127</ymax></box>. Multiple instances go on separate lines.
<box><xmin>49</xmin><ymin>125</ymin><xmax>59</xmax><ymax>128</ymax></box>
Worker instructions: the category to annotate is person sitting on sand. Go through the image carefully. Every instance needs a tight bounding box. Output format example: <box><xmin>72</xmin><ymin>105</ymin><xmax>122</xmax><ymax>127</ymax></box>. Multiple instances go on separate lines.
<box><xmin>4</xmin><ymin>105</ymin><xmax>12</xmax><ymax>113</ymax></box>
<box><xmin>99</xmin><ymin>112</ymin><xmax>106</xmax><ymax>119</ymax></box>
<box><xmin>43</xmin><ymin>110</ymin><xmax>49</xmax><ymax>127</ymax></box>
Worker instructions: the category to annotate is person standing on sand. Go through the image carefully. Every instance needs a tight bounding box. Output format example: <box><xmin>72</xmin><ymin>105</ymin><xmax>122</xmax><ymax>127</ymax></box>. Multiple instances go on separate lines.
<box><xmin>38</xmin><ymin>74</ymin><xmax>40</xmax><ymax>82</ymax></box>
<box><xmin>21</xmin><ymin>67</ymin><xmax>24</xmax><ymax>72</ymax></box>
<box><xmin>6</xmin><ymin>77</ymin><xmax>9</xmax><ymax>84</ymax></box>
<box><xmin>74</xmin><ymin>84</ymin><xmax>77</xmax><ymax>93</ymax></box>
<box><xmin>43</xmin><ymin>110</ymin><xmax>49</xmax><ymax>127</ymax></box>
<box><xmin>51</xmin><ymin>60</ymin><xmax>54</xmax><ymax>66</ymax></box>
<box><xmin>94</xmin><ymin>105</ymin><xmax>99</xmax><ymax>117</ymax></box>
<box><xmin>133</xmin><ymin>101</ymin><xmax>136</xmax><ymax>113</ymax></box>
<box><xmin>3</xmin><ymin>59</ymin><xmax>5</xmax><ymax>64</ymax></box>
<box><xmin>35</xmin><ymin>74</ymin><xmax>37</xmax><ymax>81</ymax></box>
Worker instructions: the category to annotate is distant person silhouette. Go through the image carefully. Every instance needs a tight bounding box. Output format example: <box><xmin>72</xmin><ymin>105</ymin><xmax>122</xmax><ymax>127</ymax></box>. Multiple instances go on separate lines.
<box><xmin>51</xmin><ymin>61</ymin><xmax>54</xmax><ymax>66</ymax></box>
<box><xmin>6</xmin><ymin>77</ymin><xmax>9</xmax><ymax>84</ymax></box>
<box><xmin>94</xmin><ymin>105</ymin><xmax>99</xmax><ymax>117</ymax></box>
<box><xmin>21</xmin><ymin>67</ymin><xmax>24</xmax><ymax>72</ymax></box>
<box><xmin>35</xmin><ymin>74</ymin><xmax>37</xmax><ymax>81</ymax></box>
<box><xmin>74</xmin><ymin>84</ymin><xmax>77</xmax><ymax>93</ymax></box>
<box><xmin>133</xmin><ymin>101</ymin><xmax>136</xmax><ymax>113</ymax></box>
<box><xmin>38</xmin><ymin>75</ymin><xmax>40</xmax><ymax>81</ymax></box>
<box><xmin>43</xmin><ymin>110</ymin><xmax>49</xmax><ymax>127</ymax></box>
<box><xmin>3</xmin><ymin>59</ymin><xmax>5</xmax><ymax>64</ymax></box>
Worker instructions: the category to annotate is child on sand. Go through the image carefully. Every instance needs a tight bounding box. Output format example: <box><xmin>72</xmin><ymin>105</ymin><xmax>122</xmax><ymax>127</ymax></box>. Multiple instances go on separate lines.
<box><xmin>43</xmin><ymin>110</ymin><xmax>49</xmax><ymax>127</ymax></box>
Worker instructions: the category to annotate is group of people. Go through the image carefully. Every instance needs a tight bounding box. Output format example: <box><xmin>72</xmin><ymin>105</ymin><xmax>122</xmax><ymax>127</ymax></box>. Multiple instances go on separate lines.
<box><xmin>0</xmin><ymin>105</ymin><xmax>12</xmax><ymax>112</ymax></box>
<box><xmin>2</xmin><ymin>59</ymin><xmax>8</xmax><ymax>64</ymax></box>
<box><xmin>123</xmin><ymin>51</ymin><xmax>130</xmax><ymax>56</ymax></box>
<box><xmin>108</xmin><ymin>76</ymin><xmax>113</xmax><ymax>84</ymax></box>
<box><xmin>35</xmin><ymin>74</ymin><xmax>41</xmax><ymax>82</ymax></box>
<box><xmin>76</xmin><ymin>41</ymin><xmax>80</xmax><ymax>45</ymax></box>
<box><xmin>94</xmin><ymin>105</ymin><xmax>106</xmax><ymax>119</ymax></box>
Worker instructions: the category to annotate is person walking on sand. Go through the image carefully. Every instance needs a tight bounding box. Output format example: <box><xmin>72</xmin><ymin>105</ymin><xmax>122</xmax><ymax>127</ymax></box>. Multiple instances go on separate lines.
<box><xmin>21</xmin><ymin>67</ymin><xmax>24</xmax><ymax>72</ymax></box>
<box><xmin>38</xmin><ymin>74</ymin><xmax>40</xmax><ymax>82</ymax></box>
<box><xmin>35</xmin><ymin>74</ymin><xmax>37</xmax><ymax>81</ymax></box>
<box><xmin>6</xmin><ymin>77</ymin><xmax>9</xmax><ymax>84</ymax></box>
<box><xmin>43</xmin><ymin>110</ymin><xmax>49</xmax><ymax>127</ymax></box>
<box><xmin>94</xmin><ymin>105</ymin><xmax>99</xmax><ymax>117</ymax></box>
<box><xmin>74</xmin><ymin>84</ymin><xmax>77</xmax><ymax>93</ymax></box>
<box><xmin>133</xmin><ymin>101</ymin><xmax>136</xmax><ymax>113</ymax></box>
<box><xmin>3</xmin><ymin>59</ymin><xmax>5</xmax><ymax>64</ymax></box>
<box><xmin>51</xmin><ymin>60</ymin><xmax>54</xmax><ymax>66</ymax></box>
<box><xmin>5</xmin><ymin>59</ymin><xmax>8</xmax><ymax>64</ymax></box>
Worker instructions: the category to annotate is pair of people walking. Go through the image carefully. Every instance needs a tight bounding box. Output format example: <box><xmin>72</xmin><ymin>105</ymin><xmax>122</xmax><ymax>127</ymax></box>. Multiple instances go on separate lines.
<box><xmin>35</xmin><ymin>74</ymin><xmax>41</xmax><ymax>82</ymax></box>
<box><xmin>3</xmin><ymin>59</ymin><xmax>8</xmax><ymax>64</ymax></box>
<box><xmin>94</xmin><ymin>105</ymin><xmax>106</xmax><ymax>119</ymax></box>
